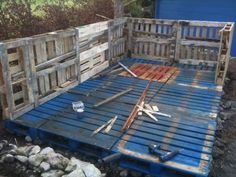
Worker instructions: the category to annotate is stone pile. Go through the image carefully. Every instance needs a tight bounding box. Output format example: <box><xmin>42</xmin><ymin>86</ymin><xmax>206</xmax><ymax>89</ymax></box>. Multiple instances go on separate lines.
<box><xmin>0</xmin><ymin>140</ymin><xmax>103</xmax><ymax>177</ymax></box>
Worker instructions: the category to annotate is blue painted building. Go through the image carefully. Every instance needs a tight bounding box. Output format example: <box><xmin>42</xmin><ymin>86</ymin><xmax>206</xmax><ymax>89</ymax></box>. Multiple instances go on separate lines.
<box><xmin>155</xmin><ymin>0</ymin><xmax>236</xmax><ymax>56</ymax></box>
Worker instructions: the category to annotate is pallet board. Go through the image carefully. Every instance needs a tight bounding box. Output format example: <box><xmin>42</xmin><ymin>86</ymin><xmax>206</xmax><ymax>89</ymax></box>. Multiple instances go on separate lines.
<box><xmin>119</xmin><ymin>63</ymin><xmax>179</xmax><ymax>82</ymax></box>
<box><xmin>5</xmin><ymin>58</ymin><xmax>222</xmax><ymax>177</ymax></box>
<box><xmin>0</xmin><ymin>18</ymin><xmax>127</xmax><ymax>119</ymax></box>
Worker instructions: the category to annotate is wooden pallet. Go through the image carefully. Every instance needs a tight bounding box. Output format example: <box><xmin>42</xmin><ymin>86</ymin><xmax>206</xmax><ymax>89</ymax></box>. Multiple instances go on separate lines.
<box><xmin>5</xmin><ymin>58</ymin><xmax>221</xmax><ymax>177</ymax></box>
<box><xmin>0</xmin><ymin>18</ymin><xmax>127</xmax><ymax>119</ymax></box>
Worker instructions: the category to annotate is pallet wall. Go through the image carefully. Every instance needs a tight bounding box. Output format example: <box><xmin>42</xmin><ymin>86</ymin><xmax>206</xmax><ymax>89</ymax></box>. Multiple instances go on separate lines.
<box><xmin>176</xmin><ymin>21</ymin><xmax>226</xmax><ymax>65</ymax></box>
<box><xmin>127</xmin><ymin>18</ymin><xmax>234</xmax><ymax>66</ymax></box>
<box><xmin>0</xmin><ymin>18</ymin><xmax>127</xmax><ymax>119</ymax></box>
<box><xmin>128</xmin><ymin>18</ymin><xmax>177</xmax><ymax>61</ymax></box>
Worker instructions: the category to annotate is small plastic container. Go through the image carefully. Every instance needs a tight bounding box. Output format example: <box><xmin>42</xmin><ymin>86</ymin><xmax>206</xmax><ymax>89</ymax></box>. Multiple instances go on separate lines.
<box><xmin>72</xmin><ymin>101</ymin><xmax>85</xmax><ymax>113</ymax></box>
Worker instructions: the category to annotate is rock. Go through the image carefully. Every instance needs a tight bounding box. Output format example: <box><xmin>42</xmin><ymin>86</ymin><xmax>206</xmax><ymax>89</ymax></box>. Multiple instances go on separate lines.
<box><xmin>0</xmin><ymin>140</ymin><xmax>8</xmax><ymax>145</ymax></box>
<box><xmin>82</xmin><ymin>163</ymin><xmax>102</xmax><ymax>177</ymax></box>
<box><xmin>3</xmin><ymin>154</ymin><xmax>15</xmax><ymax>163</ymax></box>
<box><xmin>16</xmin><ymin>145</ymin><xmax>34</xmax><ymax>156</ymax></box>
<box><xmin>25</xmin><ymin>135</ymin><xmax>32</xmax><ymax>142</ymax></box>
<box><xmin>8</xmin><ymin>149</ymin><xmax>17</xmax><ymax>155</ymax></box>
<box><xmin>120</xmin><ymin>169</ymin><xmax>128</xmax><ymax>177</ymax></box>
<box><xmin>221</xmin><ymin>100</ymin><xmax>232</xmax><ymax>110</ymax></box>
<box><xmin>65</xmin><ymin>157</ymin><xmax>101</xmax><ymax>177</ymax></box>
<box><xmin>213</xmin><ymin>147</ymin><xmax>224</xmax><ymax>159</ymax></box>
<box><xmin>40</xmin><ymin>162</ymin><xmax>50</xmax><ymax>172</ymax></box>
<box><xmin>29</xmin><ymin>154</ymin><xmax>45</xmax><ymax>167</ymax></box>
<box><xmin>219</xmin><ymin>111</ymin><xmax>236</xmax><ymax>121</ymax></box>
<box><xmin>231</xmin><ymin>101</ymin><xmax>236</xmax><ymax>108</ymax></box>
<box><xmin>8</xmin><ymin>144</ymin><xmax>17</xmax><ymax>150</ymax></box>
<box><xmin>62</xmin><ymin>169</ymin><xmax>85</xmax><ymax>177</ymax></box>
<box><xmin>29</xmin><ymin>145</ymin><xmax>41</xmax><ymax>156</ymax></box>
<box><xmin>40</xmin><ymin>147</ymin><xmax>54</xmax><ymax>155</ymax></box>
<box><xmin>0</xmin><ymin>143</ymin><xmax>3</xmax><ymax>151</ymax></box>
<box><xmin>41</xmin><ymin>170</ymin><xmax>64</xmax><ymax>177</ymax></box>
<box><xmin>215</xmin><ymin>140</ymin><xmax>225</xmax><ymax>149</ymax></box>
<box><xmin>15</xmin><ymin>155</ymin><xmax>28</xmax><ymax>164</ymax></box>
<box><xmin>46</xmin><ymin>152</ymin><xmax>69</xmax><ymax>170</ymax></box>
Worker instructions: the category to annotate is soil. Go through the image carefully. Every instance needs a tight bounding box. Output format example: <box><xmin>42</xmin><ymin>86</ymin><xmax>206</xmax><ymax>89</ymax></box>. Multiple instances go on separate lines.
<box><xmin>1</xmin><ymin>60</ymin><xmax>236</xmax><ymax>177</ymax></box>
<box><xmin>210</xmin><ymin>60</ymin><xmax>236</xmax><ymax>177</ymax></box>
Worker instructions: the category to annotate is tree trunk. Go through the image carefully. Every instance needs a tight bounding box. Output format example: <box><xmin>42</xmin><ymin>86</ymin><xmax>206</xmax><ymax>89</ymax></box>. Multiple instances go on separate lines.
<box><xmin>114</xmin><ymin>0</ymin><xmax>124</xmax><ymax>18</ymax></box>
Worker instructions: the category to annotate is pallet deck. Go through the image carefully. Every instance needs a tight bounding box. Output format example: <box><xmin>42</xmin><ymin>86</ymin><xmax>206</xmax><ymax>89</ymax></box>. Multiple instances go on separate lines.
<box><xmin>5</xmin><ymin>58</ymin><xmax>221</xmax><ymax>177</ymax></box>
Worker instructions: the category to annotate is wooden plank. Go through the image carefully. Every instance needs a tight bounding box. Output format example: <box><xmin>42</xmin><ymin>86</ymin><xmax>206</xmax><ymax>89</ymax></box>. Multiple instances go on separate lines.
<box><xmin>79</xmin><ymin>21</ymin><xmax>109</xmax><ymax>38</ymax></box>
<box><xmin>80</xmin><ymin>43</ymin><xmax>108</xmax><ymax>62</ymax></box>
<box><xmin>0</xmin><ymin>43</ymin><xmax>15</xmax><ymax>119</ymax></box>
<box><xmin>175</xmin><ymin>21</ymin><xmax>182</xmax><ymax>61</ymax></box>
<box><xmin>81</xmin><ymin>61</ymin><xmax>109</xmax><ymax>82</ymax></box>
<box><xmin>180</xmin><ymin>40</ymin><xmax>220</xmax><ymax>48</ymax></box>
<box><xmin>94</xmin><ymin>88</ymin><xmax>133</xmax><ymax>108</ymax></box>
<box><xmin>28</xmin><ymin>41</ymin><xmax>39</xmax><ymax>106</ymax></box>
<box><xmin>21</xmin><ymin>40</ymin><xmax>35</xmax><ymax>105</ymax></box>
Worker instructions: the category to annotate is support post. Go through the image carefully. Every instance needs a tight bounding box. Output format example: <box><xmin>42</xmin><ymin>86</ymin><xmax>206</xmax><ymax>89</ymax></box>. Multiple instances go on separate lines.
<box><xmin>22</xmin><ymin>38</ymin><xmax>36</xmax><ymax>106</ymax></box>
<box><xmin>0</xmin><ymin>43</ymin><xmax>14</xmax><ymax>119</ymax></box>
<box><xmin>174</xmin><ymin>21</ymin><xmax>182</xmax><ymax>62</ymax></box>
<box><xmin>108</xmin><ymin>20</ymin><xmax>114</xmax><ymax>64</ymax></box>
<box><xmin>75</xmin><ymin>27</ymin><xmax>81</xmax><ymax>83</ymax></box>
<box><xmin>127</xmin><ymin>18</ymin><xmax>133</xmax><ymax>57</ymax></box>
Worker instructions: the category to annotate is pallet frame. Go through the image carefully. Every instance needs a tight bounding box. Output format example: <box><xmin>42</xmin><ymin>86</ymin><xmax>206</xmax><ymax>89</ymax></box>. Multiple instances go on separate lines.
<box><xmin>0</xmin><ymin>18</ymin><xmax>127</xmax><ymax>119</ymax></box>
<box><xmin>0</xmin><ymin>17</ymin><xmax>234</xmax><ymax>119</ymax></box>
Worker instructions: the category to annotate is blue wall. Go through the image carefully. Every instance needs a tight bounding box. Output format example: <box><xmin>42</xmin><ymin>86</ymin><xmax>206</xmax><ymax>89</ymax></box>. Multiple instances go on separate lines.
<box><xmin>155</xmin><ymin>0</ymin><xmax>236</xmax><ymax>56</ymax></box>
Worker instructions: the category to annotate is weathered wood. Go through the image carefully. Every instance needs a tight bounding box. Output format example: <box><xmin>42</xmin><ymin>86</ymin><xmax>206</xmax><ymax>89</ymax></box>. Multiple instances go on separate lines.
<box><xmin>0</xmin><ymin>43</ymin><xmax>15</xmax><ymax>119</ymax></box>
<box><xmin>94</xmin><ymin>88</ymin><xmax>133</xmax><ymax>108</ymax></box>
<box><xmin>0</xmin><ymin>17</ymin><xmax>234</xmax><ymax>120</ymax></box>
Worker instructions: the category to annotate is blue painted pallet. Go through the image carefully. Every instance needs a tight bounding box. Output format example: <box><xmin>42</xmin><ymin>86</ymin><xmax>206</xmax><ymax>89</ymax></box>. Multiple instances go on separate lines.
<box><xmin>5</xmin><ymin>57</ymin><xmax>222</xmax><ymax>177</ymax></box>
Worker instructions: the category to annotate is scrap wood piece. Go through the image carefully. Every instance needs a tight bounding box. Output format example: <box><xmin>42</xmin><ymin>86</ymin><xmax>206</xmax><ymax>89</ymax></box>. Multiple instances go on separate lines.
<box><xmin>144</xmin><ymin>104</ymin><xmax>153</xmax><ymax>111</ymax></box>
<box><xmin>137</xmin><ymin>105</ymin><xmax>158</xmax><ymax>122</ymax></box>
<box><xmin>118</xmin><ymin>62</ymin><xmax>137</xmax><ymax>78</ymax></box>
<box><xmin>91</xmin><ymin>116</ymin><xmax>117</xmax><ymax>136</ymax></box>
<box><xmin>152</xmin><ymin>105</ymin><xmax>159</xmax><ymax>112</ymax></box>
<box><xmin>104</xmin><ymin>116</ymin><xmax>118</xmax><ymax>133</ymax></box>
<box><xmin>122</xmin><ymin>81</ymin><xmax>152</xmax><ymax>131</ymax></box>
<box><xmin>93</xmin><ymin>88</ymin><xmax>133</xmax><ymax>108</ymax></box>
<box><xmin>138</xmin><ymin>101</ymin><xmax>145</xmax><ymax>116</ymax></box>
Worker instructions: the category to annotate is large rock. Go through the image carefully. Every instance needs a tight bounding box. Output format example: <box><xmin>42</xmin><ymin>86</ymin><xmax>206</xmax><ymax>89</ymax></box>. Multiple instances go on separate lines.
<box><xmin>40</xmin><ymin>162</ymin><xmax>51</xmax><ymax>172</ymax></box>
<box><xmin>62</xmin><ymin>169</ymin><xmax>85</xmax><ymax>177</ymax></box>
<box><xmin>41</xmin><ymin>170</ymin><xmax>64</xmax><ymax>177</ymax></box>
<box><xmin>28</xmin><ymin>154</ymin><xmax>45</xmax><ymax>167</ymax></box>
<box><xmin>25</xmin><ymin>135</ymin><xmax>32</xmax><ymax>142</ymax></box>
<box><xmin>65</xmin><ymin>157</ymin><xmax>101</xmax><ymax>177</ymax></box>
<box><xmin>29</xmin><ymin>145</ymin><xmax>41</xmax><ymax>156</ymax></box>
<box><xmin>15</xmin><ymin>155</ymin><xmax>28</xmax><ymax>164</ymax></box>
<box><xmin>40</xmin><ymin>147</ymin><xmax>54</xmax><ymax>155</ymax></box>
<box><xmin>3</xmin><ymin>154</ymin><xmax>15</xmax><ymax>163</ymax></box>
<box><xmin>46</xmin><ymin>152</ymin><xmax>69</xmax><ymax>170</ymax></box>
<box><xmin>16</xmin><ymin>145</ymin><xmax>34</xmax><ymax>156</ymax></box>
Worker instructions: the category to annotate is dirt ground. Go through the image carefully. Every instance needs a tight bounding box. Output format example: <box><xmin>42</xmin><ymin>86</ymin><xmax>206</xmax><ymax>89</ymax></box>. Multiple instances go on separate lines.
<box><xmin>210</xmin><ymin>60</ymin><xmax>236</xmax><ymax>177</ymax></box>
<box><xmin>0</xmin><ymin>60</ymin><xmax>236</xmax><ymax>177</ymax></box>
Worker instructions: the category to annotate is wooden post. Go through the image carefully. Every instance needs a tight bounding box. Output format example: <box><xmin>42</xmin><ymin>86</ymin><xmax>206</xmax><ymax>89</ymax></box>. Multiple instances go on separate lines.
<box><xmin>114</xmin><ymin>0</ymin><xmax>124</xmax><ymax>18</ymax></box>
<box><xmin>75</xmin><ymin>27</ymin><xmax>81</xmax><ymax>83</ymax></box>
<box><xmin>0</xmin><ymin>43</ymin><xmax>14</xmax><ymax>119</ymax></box>
<box><xmin>22</xmin><ymin>39</ymin><xmax>35</xmax><ymax>106</ymax></box>
<box><xmin>174</xmin><ymin>21</ymin><xmax>182</xmax><ymax>62</ymax></box>
<box><xmin>127</xmin><ymin>18</ymin><xmax>133</xmax><ymax>57</ymax></box>
<box><xmin>108</xmin><ymin>20</ymin><xmax>114</xmax><ymax>64</ymax></box>
<box><xmin>27</xmin><ymin>39</ymin><xmax>39</xmax><ymax>107</ymax></box>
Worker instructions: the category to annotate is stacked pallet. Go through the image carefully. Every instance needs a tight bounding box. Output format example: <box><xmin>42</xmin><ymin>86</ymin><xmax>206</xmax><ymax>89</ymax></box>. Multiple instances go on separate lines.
<box><xmin>0</xmin><ymin>18</ymin><xmax>127</xmax><ymax>119</ymax></box>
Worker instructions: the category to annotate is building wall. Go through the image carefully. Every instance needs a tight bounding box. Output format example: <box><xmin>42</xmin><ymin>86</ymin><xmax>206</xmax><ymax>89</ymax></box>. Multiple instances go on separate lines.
<box><xmin>155</xmin><ymin>0</ymin><xmax>236</xmax><ymax>56</ymax></box>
